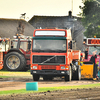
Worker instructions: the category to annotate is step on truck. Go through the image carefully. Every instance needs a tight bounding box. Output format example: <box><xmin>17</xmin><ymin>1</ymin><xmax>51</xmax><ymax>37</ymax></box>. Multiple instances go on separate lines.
<box><xmin>30</xmin><ymin>28</ymin><xmax>81</xmax><ymax>81</ymax></box>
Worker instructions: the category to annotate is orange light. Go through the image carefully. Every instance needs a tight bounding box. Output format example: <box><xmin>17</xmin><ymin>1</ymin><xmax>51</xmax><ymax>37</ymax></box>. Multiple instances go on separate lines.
<box><xmin>83</xmin><ymin>41</ymin><xmax>85</xmax><ymax>44</ymax></box>
<box><xmin>65</xmin><ymin>66</ymin><xmax>69</xmax><ymax>70</ymax></box>
<box><xmin>94</xmin><ymin>36</ymin><xmax>96</xmax><ymax>38</ymax></box>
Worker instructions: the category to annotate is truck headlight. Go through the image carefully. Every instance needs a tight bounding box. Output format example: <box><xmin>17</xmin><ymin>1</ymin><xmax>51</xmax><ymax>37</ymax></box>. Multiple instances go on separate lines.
<box><xmin>61</xmin><ymin>66</ymin><xmax>65</xmax><ymax>69</ymax></box>
<box><xmin>33</xmin><ymin>66</ymin><xmax>37</xmax><ymax>69</ymax></box>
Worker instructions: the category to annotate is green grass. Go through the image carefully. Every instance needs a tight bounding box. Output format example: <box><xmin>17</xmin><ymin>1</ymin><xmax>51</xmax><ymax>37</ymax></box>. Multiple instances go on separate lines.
<box><xmin>0</xmin><ymin>83</ymin><xmax>100</xmax><ymax>95</ymax></box>
<box><xmin>0</xmin><ymin>75</ymin><xmax>12</xmax><ymax>78</ymax></box>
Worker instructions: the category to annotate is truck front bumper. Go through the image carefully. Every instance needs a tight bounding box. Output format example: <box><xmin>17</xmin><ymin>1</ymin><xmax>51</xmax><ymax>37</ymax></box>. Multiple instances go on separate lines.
<box><xmin>31</xmin><ymin>70</ymin><xmax>69</xmax><ymax>76</ymax></box>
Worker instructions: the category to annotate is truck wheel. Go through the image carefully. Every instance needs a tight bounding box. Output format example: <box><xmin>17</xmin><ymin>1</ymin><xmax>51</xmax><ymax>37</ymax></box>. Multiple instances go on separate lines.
<box><xmin>77</xmin><ymin>65</ymin><xmax>81</xmax><ymax>80</ymax></box>
<box><xmin>65</xmin><ymin>66</ymin><xmax>72</xmax><ymax>81</ymax></box>
<box><xmin>4</xmin><ymin>52</ymin><xmax>26</xmax><ymax>71</ymax></box>
<box><xmin>73</xmin><ymin>65</ymin><xmax>81</xmax><ymax>80</ymax></box>
<box><xmin>33</xmin><ymin>75</ymin><xmax>40</xmax><ymax>81</ymax></box>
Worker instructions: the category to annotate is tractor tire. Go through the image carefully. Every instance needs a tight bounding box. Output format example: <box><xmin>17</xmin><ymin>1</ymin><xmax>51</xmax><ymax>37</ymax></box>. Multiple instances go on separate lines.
<box><xmin>65</xmin><ymin>66</ymin><xmax>72</xmax><ymax>81</ymax></box>
<box><xmin>4</xmin><ymin>52</ymin><xmax>26</xmax><ymax>71</ymax></box>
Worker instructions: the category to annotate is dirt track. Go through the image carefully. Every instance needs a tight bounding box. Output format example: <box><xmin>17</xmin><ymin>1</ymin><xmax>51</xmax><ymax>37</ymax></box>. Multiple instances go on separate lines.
<box><xmin>0</xmin><ymin>71</ymin><xmax>100</xmax><ymax>100</ymax></box>
<box><xmin>0</xmin><ymin>77</ymin><xmax>100</xmax><ymax>100</ymax></box>
<box><xmin>0</xmin><ymin>77</ymin><xmax>100</xmax><ymax>91</ymax></box>
<box><xmin>0</xmin><ymin>85</ymin><xmax>100</xmax><ymax>100</ymax></box>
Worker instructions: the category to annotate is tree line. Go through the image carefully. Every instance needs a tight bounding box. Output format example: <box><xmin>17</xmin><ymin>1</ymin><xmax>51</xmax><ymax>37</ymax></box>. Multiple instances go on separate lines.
<box><xmin>80</xmin><ymin>0</ymin><xmax>100</xmax><ymax>37</ymax></box>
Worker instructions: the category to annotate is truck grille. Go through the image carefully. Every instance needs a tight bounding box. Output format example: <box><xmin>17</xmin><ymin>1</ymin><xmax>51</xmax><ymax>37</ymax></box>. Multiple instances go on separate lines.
<box><xmin>33</xmin><ymin>55</ymin><xmax>65</xmax><ymax>64</ymax></box>
<box><xmin>41</xmin><ymin>65</ymin><xmax>56</xmax><ymax>70</ymax></box>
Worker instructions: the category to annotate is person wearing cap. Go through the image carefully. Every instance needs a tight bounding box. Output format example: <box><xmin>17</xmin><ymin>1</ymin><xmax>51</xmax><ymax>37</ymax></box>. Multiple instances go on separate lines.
<box><xmin>90</xmin><ymin>50</ymin><xmax>97</xmax><ymax>80</ymax></box>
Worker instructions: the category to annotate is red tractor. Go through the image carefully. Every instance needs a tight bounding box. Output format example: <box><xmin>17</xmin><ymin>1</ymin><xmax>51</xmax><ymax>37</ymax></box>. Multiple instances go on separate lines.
<box><xmin>0</xmin><ymin>38</ymin><xmax>10</xmax><ymax>70</ymax></box>
<box><xmin>0</xmin><ymin>34</ymin><xmax>32</xmax><ymax>71</ymax></box>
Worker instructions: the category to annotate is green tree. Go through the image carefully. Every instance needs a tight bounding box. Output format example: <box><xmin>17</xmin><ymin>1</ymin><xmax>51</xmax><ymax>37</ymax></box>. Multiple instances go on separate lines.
<box><xmin>80</xmin><ymin>0</ymin><xmax>100</xmax><ymax>37</ymax></box>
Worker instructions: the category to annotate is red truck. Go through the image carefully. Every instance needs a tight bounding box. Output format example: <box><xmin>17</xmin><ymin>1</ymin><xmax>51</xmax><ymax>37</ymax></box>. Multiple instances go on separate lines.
<box><xmin>30</xmin><ymin>28</ymin><xmax>81</xmax><ymax>81</ymax></box>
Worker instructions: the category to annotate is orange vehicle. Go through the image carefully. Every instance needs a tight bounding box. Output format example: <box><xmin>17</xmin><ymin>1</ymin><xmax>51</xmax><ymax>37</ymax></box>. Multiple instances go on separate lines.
<box><xmin>30</xmin><ymin>28</ymin><xmax>81</xmax><ymax>81</ymax></box>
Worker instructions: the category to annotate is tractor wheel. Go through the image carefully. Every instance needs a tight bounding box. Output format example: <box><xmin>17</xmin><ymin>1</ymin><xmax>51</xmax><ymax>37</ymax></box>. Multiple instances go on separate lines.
<box><xmin>65</xmin><ymin>66</ymin><xmax>72</xmax><ymax>81</ymax></box>
<box><xmin>4</xmin><ymin>52</ymin><xmax>26</xmax><ymax>71</ymax></box>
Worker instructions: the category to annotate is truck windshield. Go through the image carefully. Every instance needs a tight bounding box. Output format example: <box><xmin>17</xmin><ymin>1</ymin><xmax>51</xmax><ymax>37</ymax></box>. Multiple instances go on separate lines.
<box><xmin>89</xmin><ymin>46</ymin><xmax>100</xmax><ymax>55</ymax></box>
<box><xmin>32</xmin><ymin>39</ymin><xmax>66</xmax><ymax>53</ymax></box>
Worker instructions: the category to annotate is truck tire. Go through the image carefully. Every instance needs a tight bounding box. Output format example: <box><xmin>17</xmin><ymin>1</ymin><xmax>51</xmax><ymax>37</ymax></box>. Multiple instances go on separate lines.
<box><xmin>73</xmin><ymin>65</ymin><xmax>81</xmax><ymax>80</ymax></box>
<box><xmin>65</xmin><ymin>66</ymin><xmax>72</xmax><ymax>81</ymax></box>
<box><xmin>77</xmin><ymin>65</ymin><xmax>81</xmax><ymax>80</ymax></box>
<box><xmin>4</xmin><ymin>52</ymin><xmax>26</xmax><ymax>71</ymax></box>
<box><xmin>33</xmin><ymin>75</ymin><xmax>40</xmax><ymax>81</ymax></box>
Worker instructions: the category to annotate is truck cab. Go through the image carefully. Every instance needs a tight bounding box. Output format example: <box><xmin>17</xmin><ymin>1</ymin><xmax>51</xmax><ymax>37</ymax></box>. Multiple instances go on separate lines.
<box><xmin>30</xmin><ymin>28</ymin><xmax>81</xmax><ymax>81</ymax></box>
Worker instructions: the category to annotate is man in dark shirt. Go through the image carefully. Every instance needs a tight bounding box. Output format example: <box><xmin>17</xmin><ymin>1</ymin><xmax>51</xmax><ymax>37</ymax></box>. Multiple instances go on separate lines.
<box><xmin>90</xmin><ymin>51</ymin><xmax>97</xmax><ymax>80</ymax></box>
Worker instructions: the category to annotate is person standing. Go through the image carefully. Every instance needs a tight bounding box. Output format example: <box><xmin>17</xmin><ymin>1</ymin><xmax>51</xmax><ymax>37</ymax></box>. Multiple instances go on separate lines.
<box><xmin>90</xmin><ymin>51</ymin><xmax>97</xmax><ymax>80</ymax></box>
<box><xmin>98</xmin><ymin>53</ymin><xmax>100</xmax><ymax>69</ymax></box>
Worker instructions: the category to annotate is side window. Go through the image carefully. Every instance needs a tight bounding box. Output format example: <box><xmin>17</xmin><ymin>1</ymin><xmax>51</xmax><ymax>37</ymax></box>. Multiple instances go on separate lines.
<box><xmin>68</xmin><ymin>41</ymin><xmax>72</xmax><ymax>49</ymax></box>
<box><xmin>20</xmin><ymin>42</ymin><xmax>28</xmax><ymax>51</ymax></box>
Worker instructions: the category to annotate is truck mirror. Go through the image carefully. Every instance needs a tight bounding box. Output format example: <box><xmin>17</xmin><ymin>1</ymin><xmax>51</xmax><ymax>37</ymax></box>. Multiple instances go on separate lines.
<box><xmin>85</xmin><ymin>50</ymin><xmax>88</xmax><ymax>59</ymax></box>
<box><xmin>70</xmin><ymin>41</ymin><xmax>72</xmax><ymax>49</ymax></box>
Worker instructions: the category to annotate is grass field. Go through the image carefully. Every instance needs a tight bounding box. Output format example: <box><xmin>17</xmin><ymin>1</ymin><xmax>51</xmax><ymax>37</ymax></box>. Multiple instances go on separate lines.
<box><xmin>0</xmin><ymin>83</ymin><xmax>100</xmax><ymax>95</ymax></box>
